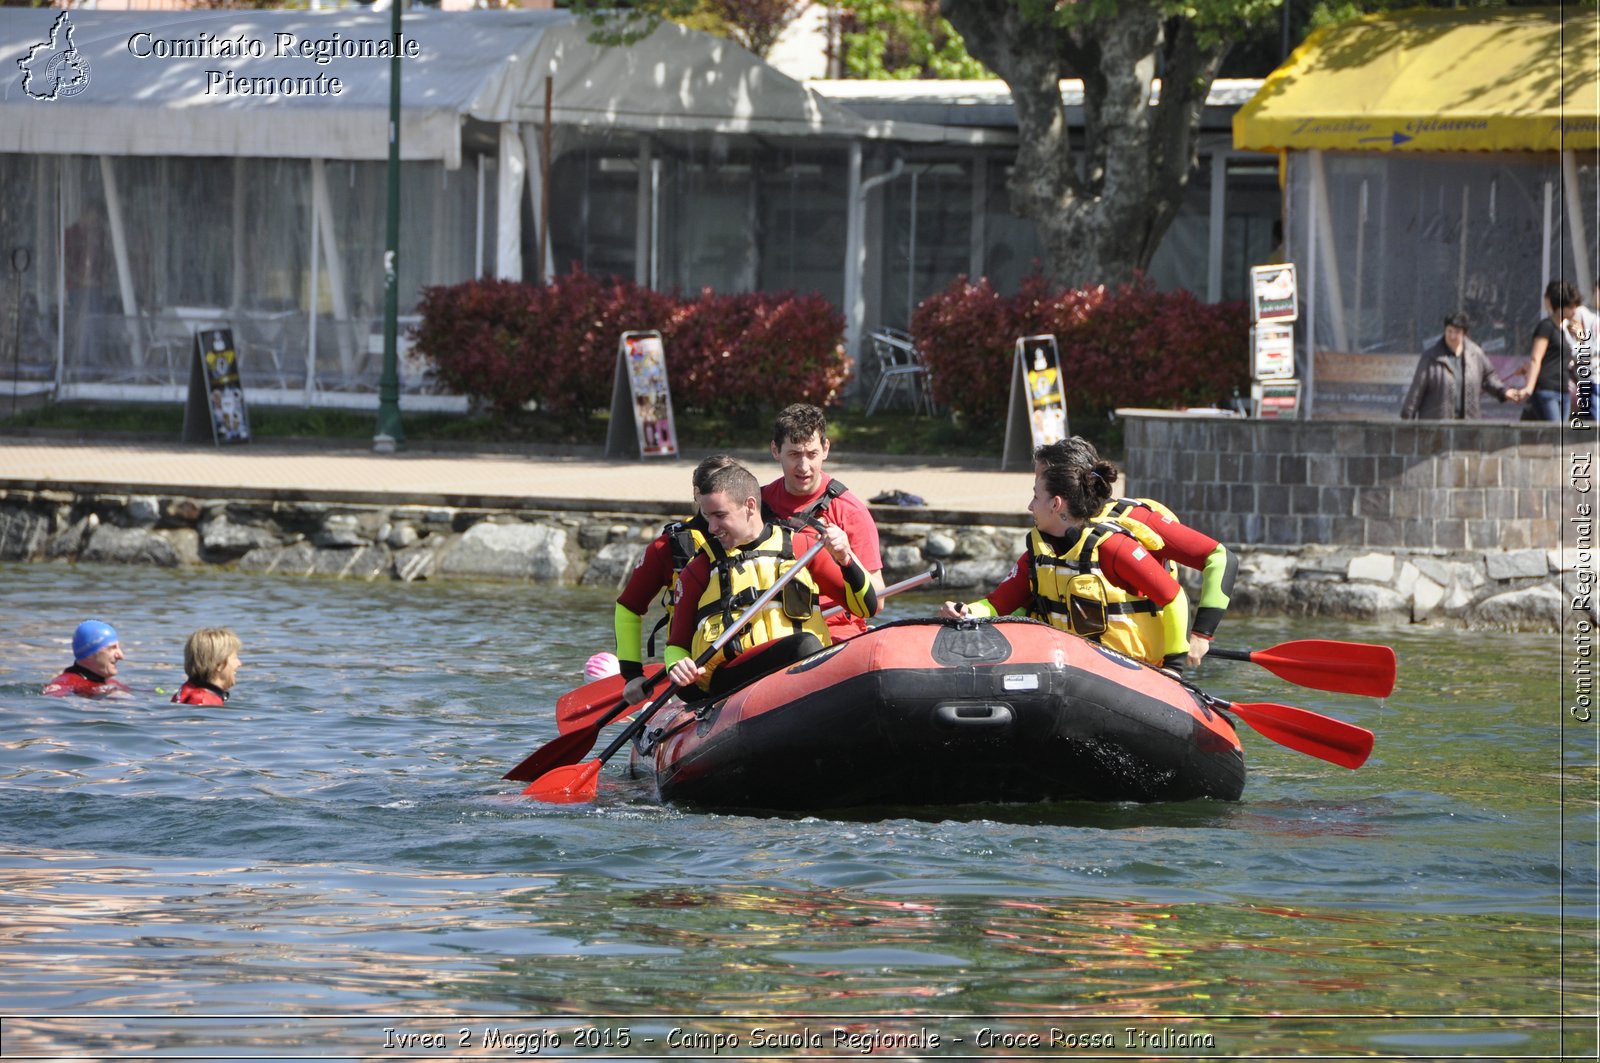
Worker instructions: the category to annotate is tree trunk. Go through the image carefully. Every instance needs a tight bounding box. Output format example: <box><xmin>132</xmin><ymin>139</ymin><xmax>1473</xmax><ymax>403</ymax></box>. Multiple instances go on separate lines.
<box><xmin>939</xmin><ymin>0</ymin><xmax>1228</xmax><ymax>289</ymax></box>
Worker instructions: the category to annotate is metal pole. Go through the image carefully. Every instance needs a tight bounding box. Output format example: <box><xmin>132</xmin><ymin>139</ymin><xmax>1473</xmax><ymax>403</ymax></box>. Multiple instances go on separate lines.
<box><xmin>10</xmin><ymin>247</ymin><xmax>29</xmax><ymax>418</ymax></box>
<box><xmin>374</xmin><ymin>0</ymin><xmax>405</xmax><ymax>451</ymax></box>
<box><xmin>541</xmin><ymin>76</ymin><xmax>552</xmax><ymax>284</ymax></box>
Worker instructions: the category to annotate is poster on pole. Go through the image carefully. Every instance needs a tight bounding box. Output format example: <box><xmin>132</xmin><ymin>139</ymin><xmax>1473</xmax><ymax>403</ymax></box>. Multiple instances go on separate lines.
<box><xmin>1251</xmin><ymin>378</ymin><xmax>1302</xmax><ymax>419</ymax></box>
<box><xmin>181</xmin><ymin>327</ymin><xmax>250</xmax><ymax>445</ymax></box>
<box><xmin>604</xmin><ymin>330</ymin><xmax>678</xmax><ymax>459</ymax></box>
<box><xmin>1001</xmin><ymin>334</ymin><xmax>1069</xmax><ymax>469</ymax></box>
<box><xmin>1251</xmin><ymin>323</ymin><xmax>1296</xmax><ymax>379</ymax></box>
<box><xmin>1249</xmin><ymin>263</ymin><xmax>1299</xmax><ymax>323</ymax></box>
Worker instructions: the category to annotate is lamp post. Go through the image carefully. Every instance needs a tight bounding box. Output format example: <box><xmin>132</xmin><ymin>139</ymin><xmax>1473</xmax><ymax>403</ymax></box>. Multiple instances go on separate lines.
<box><xmin>374</xmin><ymin>0</ymin><xmax>405</xmax><ymax>452</ymax></box>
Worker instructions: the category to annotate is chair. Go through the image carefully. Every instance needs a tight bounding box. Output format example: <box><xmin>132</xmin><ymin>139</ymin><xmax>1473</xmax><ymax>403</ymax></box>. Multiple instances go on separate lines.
<box><xmin>865</xmin><ymin>328</ymin><xmax>935</xmax><ymax>416</ymax></box>
<box><xmin>140</xmin><ymin>312</ymin><xmax>194</xmax><ymax>386</ymax></box>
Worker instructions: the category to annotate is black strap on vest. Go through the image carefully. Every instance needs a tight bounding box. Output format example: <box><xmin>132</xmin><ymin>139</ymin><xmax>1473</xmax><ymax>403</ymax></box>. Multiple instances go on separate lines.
<box><xmin>649</xmin><ymin>513</ymin><xmax>711</xmax><ymax>656</ymax></box>
<box><xmin>796</xmin><ymin>478</ymin><xmax>848</xmax><ymax>524</ymax></box>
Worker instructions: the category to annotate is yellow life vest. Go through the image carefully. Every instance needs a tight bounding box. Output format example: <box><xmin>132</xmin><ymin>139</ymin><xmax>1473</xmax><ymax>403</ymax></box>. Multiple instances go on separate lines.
<box><xmin>689</xmin><ymin>523</ymin><xmax>830</xmax><ymax>689</ymax></box>
<box><xmin>1027</xmin><ymin>520</ymin><xmax>1169</xmax><ymax>667</ymax></box>
<box><xmin>1095</xmin><ymin>497</ymin><xmax>1190</xmax><ymax>661</ymax></box>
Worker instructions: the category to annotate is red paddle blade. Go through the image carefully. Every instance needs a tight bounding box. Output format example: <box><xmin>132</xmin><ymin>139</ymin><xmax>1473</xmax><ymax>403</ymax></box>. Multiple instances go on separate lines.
<box><xmin>555</xmin><ymin>663</ymin><xmax>663</xmax><ymax>724</ymax></box>
<box><xmin>523</xmin><ymin>760</ymin><xmax>602</xmax><ymax>803</ymax></box>
<box><xmin>557</xmin><ymin>665</ymin><xmax>664</xmax><ymax>735</ymax></box>
<box><xmin>559</xmin><ymin>702</ymin><xmax>639</xmax><ymax>735</ymax></box>
<box><xmin>1252</xmin><ymin>640</ymin><xmax>1396</xmax><ymax>698</ymax></box>
<box><xmin>501</xmin><ymin>726</ymin><xmax>600</xmax><ymax>782</ymax></box>
<box><xmin>1229</xmin><ymin>701</ymin><xmax>1374</xmax><ymax>770</ymax></box>
<box><xmin>557</xmin><ymin>674</ymin><xmax>625</xmax><ymax>717</ymax></box>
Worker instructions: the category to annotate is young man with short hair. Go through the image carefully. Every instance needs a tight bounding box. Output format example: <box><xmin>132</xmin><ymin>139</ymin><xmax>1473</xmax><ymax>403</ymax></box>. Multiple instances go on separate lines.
<box><xmin>761</xmin><ymin>404</ymin><xmax>884</xmax><ymax>640</ymax></box>
<box><xmin>666</xmin><ymin>461</ymin><xmax>877</xmax><ymax>700</ymax></box>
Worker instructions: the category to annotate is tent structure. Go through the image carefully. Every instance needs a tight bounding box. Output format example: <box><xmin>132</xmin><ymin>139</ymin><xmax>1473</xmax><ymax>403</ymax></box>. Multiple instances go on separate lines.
<box><xmin>0</xmin><ymin>7</ymin><xmax>975</xmax><ymax>406</ymax></box>
<box><xmin>1235</xmin><ymin>7</ymin><xmax>1599</xmax><ymax>155</ymax></box>
<box><xmin>1233</xmin><ymin>7</ymin><xmax>1599</xmax><ymax>417</ymax></box>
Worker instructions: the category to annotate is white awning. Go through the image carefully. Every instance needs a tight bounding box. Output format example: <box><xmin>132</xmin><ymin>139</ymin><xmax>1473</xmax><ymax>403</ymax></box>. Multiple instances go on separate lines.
<box><xmin>0</xmin><ymin>8</ymin><xmax>972</xmax><ymax>168</ymax></box>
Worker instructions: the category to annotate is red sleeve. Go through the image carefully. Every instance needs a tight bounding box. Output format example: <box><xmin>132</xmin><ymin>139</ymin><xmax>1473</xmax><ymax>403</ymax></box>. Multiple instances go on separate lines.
<box><xmin>983</xmin><ymin>553</ymin><xmax>1035</xmax><ymax>615</ymax></box>
<box><xmin>788</xmin><ymin>525</ymin><xmax>852</xmax><ymax>605</ymax></box>
<box><xmin>1124</xmin><ymin>504</ymin><xmax>1219</xmax><ymax>571</ymax></box>
<box><xmin>616</xmin><ymin>534</ymin><xmax>676</xmax><ymax>614</ymax></box>
<box><xmin>801</xmin><ymin>544</ymin><xmax>851</xmax><ymax>605</ymax></box>
<box><xmin>826</xmin><ymin>492</ymin><xmax>883</xmax><ymax>574</ymax></box>
<box><xmin>667</xmin><ymin>554</ymin><xmax>710</xmax><ymax>652</ymax></box>
<box><xmin>1097</xmin><ymin>533</ymin><xmax>1182</xmax><ymax>607</ymax></box>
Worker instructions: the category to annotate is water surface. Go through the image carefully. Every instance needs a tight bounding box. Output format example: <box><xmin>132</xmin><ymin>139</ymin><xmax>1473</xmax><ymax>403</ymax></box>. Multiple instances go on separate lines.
<box><xmin>0</xmin><ymin>563</ymin><xmax>1593</xmax><ymax>1058</ymax></box>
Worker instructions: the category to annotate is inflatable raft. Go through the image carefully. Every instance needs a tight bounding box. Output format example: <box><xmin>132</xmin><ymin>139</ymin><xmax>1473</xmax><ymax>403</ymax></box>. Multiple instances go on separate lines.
<box><xmin>629</xmin><ymin>617</ymin><xmax>1246</xmax><ymax>812</ymax></box>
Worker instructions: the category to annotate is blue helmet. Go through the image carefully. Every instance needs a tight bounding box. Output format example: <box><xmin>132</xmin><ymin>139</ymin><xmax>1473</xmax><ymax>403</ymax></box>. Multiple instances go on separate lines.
<box><xmin>73</xmin><ymin>620</ymin><xmax>119</xmax><ymax>660</ymax></box>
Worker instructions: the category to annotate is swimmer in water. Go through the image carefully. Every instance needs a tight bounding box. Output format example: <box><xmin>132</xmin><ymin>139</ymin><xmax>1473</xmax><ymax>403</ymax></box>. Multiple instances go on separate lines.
<box><xmin>43</xmin><ymin>620</ymin><xmax>133</xmax><ymax>699</ymax></box>
<box><xmin>172</xmin><ymin>628</ymin><xmax>243</xmax><ymax>706</ymax></box>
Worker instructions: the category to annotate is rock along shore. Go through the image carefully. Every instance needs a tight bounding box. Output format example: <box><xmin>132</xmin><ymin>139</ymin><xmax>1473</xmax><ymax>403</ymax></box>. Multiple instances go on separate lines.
<box><xmin>0</xmin><ymin>486</ymin><xmax>1570</xmax><ymax>632</ymax></box>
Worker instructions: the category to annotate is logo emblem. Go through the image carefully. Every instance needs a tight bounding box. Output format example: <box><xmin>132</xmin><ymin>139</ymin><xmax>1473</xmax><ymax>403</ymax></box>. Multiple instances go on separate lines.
<box><xmin>19</xmin><ymin>11</ymin><xmax>91</xmax><ymax>102</ymax></box>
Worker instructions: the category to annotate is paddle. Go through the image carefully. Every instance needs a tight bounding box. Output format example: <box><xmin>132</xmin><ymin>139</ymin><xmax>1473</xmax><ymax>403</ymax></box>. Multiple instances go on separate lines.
<box><xmin>554</xmin><ymin>663</ymin><xmax>665</xmax><ymax>735</ymax></box>
<box><xmin>1206</xmin><ymin>639</ymin><xmax>1397</xmax><ymax>698</ymax></box>
<box><xmin>822</xmin><ymin>561</ymin><xmax>942</xmax><ymax>619</ymax></box>
<box><xmin>1203</xmin><ymin>692</ymin><xmax>1375</xmax><ymax>770</ymax></box>
<box><xmin>550</xmin><ymin>563</ymin><xmax>942</xmax><ymax>738</ymax></box>
<box><xmin>519</xmin><ymin>535</ymin><xmax>831</xmax><ymax>799</ymax></box>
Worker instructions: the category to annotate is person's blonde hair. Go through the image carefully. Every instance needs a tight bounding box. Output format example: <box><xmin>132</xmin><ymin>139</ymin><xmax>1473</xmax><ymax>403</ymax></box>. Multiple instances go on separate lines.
<box><xmin>184</xmin><ymin>627</ymin><xmax>241</xmax><ymax>683</ymax></box>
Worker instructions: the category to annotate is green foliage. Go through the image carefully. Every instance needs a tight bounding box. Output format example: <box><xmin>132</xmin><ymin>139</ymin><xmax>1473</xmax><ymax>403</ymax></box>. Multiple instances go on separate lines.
<box><xmin>836</xmin><ymin>0</ymin><xmax>990</xmax><ymax>79</ymax></box>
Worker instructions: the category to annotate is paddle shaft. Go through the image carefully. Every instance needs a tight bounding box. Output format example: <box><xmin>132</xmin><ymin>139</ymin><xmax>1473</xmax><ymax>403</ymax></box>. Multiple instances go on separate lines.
<box><xmin>822</xmin><ymin>562</ymin><xmax>941</xmax><ymax>620</ymax></box>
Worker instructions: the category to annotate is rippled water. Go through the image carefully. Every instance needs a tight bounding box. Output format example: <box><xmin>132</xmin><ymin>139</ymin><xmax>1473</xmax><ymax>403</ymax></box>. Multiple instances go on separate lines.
<box><xmin>1</xmin><ymin>562</ymin><xmax>1594</xmax><ymax>1059</ymax></box>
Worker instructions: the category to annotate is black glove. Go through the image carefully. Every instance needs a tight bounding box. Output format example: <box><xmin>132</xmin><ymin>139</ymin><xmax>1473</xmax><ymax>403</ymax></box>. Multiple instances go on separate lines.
<box><xmin>617</xmin><ymin>659</ymin><xmax>644</xmax><ymax>682</ymax></box>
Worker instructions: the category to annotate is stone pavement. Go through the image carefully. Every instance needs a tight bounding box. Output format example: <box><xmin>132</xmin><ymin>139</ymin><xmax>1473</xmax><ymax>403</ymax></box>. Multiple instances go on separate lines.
<box><xmin>0</xmin><ymin>434</ymin><xmax>1036</xmax><ymax>526</ymax></box>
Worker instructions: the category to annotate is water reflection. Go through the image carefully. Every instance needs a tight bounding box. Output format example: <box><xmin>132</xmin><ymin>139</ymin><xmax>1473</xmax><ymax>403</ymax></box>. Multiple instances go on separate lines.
<box><xmin>0</xmin><ymin>563</ymin><xmax>1587</xmax><ymax>1058</ymax></box>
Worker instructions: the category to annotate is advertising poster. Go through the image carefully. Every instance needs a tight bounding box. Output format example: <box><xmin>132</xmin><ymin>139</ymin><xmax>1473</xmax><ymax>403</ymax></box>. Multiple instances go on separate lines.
<box><xmin>182</xmin><ymin>327</ymin><xmax>250</xmax><ymax>445</ymax></box>
<box><xmin>1021</xmin><ymin>335</ymin><xmax>1069</xmax><ymax>448</ymax></box>
<box><xmin>1001</xmin><ymin>334</ymin><xmax>1070</xmax><ymax>468</ymax></box>
<box><xmin>1251</xmin><ymin>378</ymin><xmax>1302</xmax><ymax>419</ymax></box>
<box><xmin>605</xmin><ymin>330</ymin><xmax>678</xmax><ymax>459</ymax></box>
<box><xmin>1249</xmin><ymin>263</ymin><xmax>1299</xmax><ymax>324</ymax></box>
<box><xmin>1251</xmin><ymin>323</ymin><xmax>1296</xmax><ymax>379</ymax></box>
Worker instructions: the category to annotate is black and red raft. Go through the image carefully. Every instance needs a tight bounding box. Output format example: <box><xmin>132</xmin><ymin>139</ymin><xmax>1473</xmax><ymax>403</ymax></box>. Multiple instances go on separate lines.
<box><xmin>628</xmin><ymin>617</ymin><xmax>1246</xmax><ymax>813</ymax></box>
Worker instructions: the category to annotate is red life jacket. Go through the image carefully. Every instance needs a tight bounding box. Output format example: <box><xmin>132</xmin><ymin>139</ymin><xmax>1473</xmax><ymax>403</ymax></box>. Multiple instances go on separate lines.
<box><xmin>43</xmin><ymin>665</ymin><xmax>132</xmax><ymax>699</ymax></box>
<box><xmin>171</xmin><ymin>680</ymin><xmax>227</xmax><ymax>706</ymax></box>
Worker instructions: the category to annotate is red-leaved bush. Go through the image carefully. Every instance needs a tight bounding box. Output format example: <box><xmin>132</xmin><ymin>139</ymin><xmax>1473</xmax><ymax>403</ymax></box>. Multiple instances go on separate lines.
<box><xmin>913</xmin><ymin>273</ymin><xmax>1251</xmax><ymax>426</ymax></box>
<box><xmin>413</xmin><ymin>270</ymin><xmax>849</xmax><ymax>420</ymax></box>
<box><xmin>664</xmin><ymin>290</ymin><xmax>850</xmax><ymax>417</ymax></box>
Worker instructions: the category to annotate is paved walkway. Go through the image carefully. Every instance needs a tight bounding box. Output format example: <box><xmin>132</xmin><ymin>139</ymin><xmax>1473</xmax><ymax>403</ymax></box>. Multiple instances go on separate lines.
<box><xmin>0</xmin><ymin>434</ymin><xmax>1036</xmax><ymax>524</ymax></box>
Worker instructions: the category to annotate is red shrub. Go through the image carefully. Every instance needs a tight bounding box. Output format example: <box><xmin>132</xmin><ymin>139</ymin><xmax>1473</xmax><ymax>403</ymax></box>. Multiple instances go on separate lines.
<box><xmin>412</xmin><ymin>278</ymin><xmax>541</xmax><ymax>416</ymax></box>
<box><xmin>416</xmin><ymin>270</ymin><xmax>850</xmax><ymax>421</ymax></box>
<box><xmin>914</xmin><ymin>273</ymin><xmax>1250</xmax><ymax>426</ymax></box>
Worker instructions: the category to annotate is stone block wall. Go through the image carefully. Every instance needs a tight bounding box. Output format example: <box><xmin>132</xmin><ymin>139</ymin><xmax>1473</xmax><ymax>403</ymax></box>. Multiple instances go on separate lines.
<box><xmin>1122</xmin><ymin>414</ymin><xmax>1570</xmax><ymax>550</ymax></box>
<box><xmin>0</xmin><ymin>486</ymin><xmax>1571</xmax><ymax>630</ymax></box>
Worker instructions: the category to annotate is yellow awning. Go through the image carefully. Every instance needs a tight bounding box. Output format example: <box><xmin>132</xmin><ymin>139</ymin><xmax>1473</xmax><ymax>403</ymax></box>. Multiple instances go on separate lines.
<box><xmin>1234</xmin><ymin>6</ymin><xmax>1599</xmax><ymax>153</ymax></box>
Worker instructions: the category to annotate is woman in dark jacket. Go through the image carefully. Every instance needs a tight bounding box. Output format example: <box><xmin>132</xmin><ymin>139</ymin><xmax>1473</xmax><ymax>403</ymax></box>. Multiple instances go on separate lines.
<box><xmin>1400</xmin><ymin>312</ymin><xmax>1515</xmax><ymax>420</ymax></box>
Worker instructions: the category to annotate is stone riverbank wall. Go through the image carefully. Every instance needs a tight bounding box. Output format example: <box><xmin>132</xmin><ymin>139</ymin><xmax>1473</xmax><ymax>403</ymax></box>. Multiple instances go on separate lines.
<box><xmin>0</xmin><ymin>478</ymin><xmax>1572</xmax><ymax>632</ymax></box>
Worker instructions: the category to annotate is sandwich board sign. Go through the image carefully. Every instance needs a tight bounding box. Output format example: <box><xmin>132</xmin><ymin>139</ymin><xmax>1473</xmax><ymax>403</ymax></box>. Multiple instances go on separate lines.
<box><xmin>605</xmin><ymin>330</ymin><xmax>678</xmax><ymax>459</ymax></box>
<box><xmin>181</xmin><ymin>327</ymin><xmax>250</xmax><ymax>445</ymax></box>
<box><xmin>1001</xmin><ymin>334</ymin><xmax>1069</xmax><ymax>469</ymax></box>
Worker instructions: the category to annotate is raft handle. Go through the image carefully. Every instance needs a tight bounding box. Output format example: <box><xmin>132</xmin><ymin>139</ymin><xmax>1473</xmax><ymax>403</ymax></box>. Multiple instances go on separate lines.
<box><xmin>934</xmin><ymin>701</ymin><xmax>1015</xmax><ymax>727</ymax></box>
